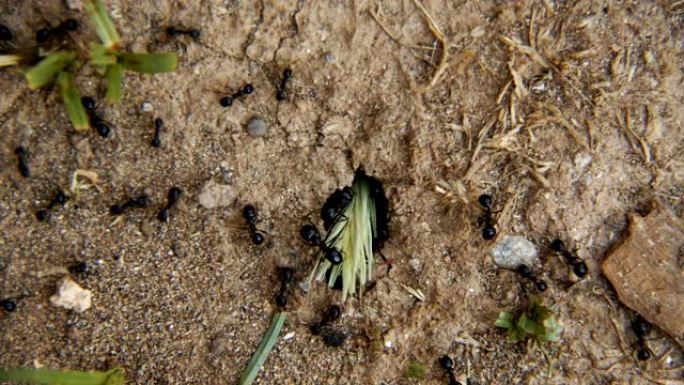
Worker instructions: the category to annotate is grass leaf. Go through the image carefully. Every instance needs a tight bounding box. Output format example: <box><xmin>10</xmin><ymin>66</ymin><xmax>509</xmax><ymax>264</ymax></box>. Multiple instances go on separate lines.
<box><xmin>84</xmin><ymin>0</ymin><xmax>121</xmax><ymax>49</ymax></box>
<box><xmin>105</xmin><ymin>63</ymin><xmax>123</xmax><ymax>103</ymax></box>
<box><xmin>0</xmin><ymin>54</ymin><xmax>24</xmax><ymax>67</ymax></box>
<box><xmin>495</xmin><ymin>311</ymin><xmax>514</xmax><ymax>329</ymax></box>
<box><xmin>238</xmin><ymin>312</ymin><xmax>287</xmax><ymax>385</ymax></box>
<box><xmin>495</xmin><ymin>302</ymin><xmax>561</xmax><ymax>344</ymax></box>
<box><xmin>89</xmin><ymin>44</ymin><xmax>118</xmax><ymax>66</ymax></box>
<box><xmin>25</xmin><ymin>51</ymin><xmax>77</xmax><ymax>89</ymax></box>
<box><xmin>0</xmin><ymin>367</ymin><xmax>125</xmax><ymax>385</ymax></box>
<box><xmin>57</xmin><ymin>71</ymin><xmax>90</xmax><ymax>131</ymax></box>
<box><xmin>118</xmin><ymin>52</ymin><xmax>177</xmax><ymax>74</ymax></box>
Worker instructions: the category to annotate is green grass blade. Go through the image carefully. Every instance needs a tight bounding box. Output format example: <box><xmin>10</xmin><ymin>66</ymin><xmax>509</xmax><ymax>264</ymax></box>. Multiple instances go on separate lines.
<box><xmin>57</xmin><ymin>71</ymin><xmax>90</xmax><ymax>131</ymax></box>
<box><xmin>238</xmin><ymin>312</ymin><xmax>287</xmax><ymax>385</ymax></box>
<box><xmin>84</xmin><ymin>0</ymin><xmax>121</xmax><ymax>49</ymax></box>
<box><xmin>0</xmin><ymin>367</ymin><xmax>125</xmax><ymax>385</ymax></box>
<box><xmin>25</xmin><ymin>51</ymin><xmax>76</xmax><ymax>89</ymax></box>
<box><xmin>89</xmin><ymin>43</ymin><xmax>118</xmax><ymax>66</ymax></box>
<box><xmin>118</xmin><ymin>52</ymin><xmax>177</xmax><ymax>74</ymax></box>
<box><xmin>495</xmin><ymin>312</ymin><xmax>514</xmax><ymax>329</ymax></box>
<box><xmin>105</xmin><ymin>63</ymin><xmax>123</xmax><ymax>103</ymax></box>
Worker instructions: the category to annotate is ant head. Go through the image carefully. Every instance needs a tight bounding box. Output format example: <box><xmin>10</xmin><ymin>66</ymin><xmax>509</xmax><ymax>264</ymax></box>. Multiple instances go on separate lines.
<box><xmin>0</xmin><ymin>25</ymin><xmax>13</xmax><ymax>41</ymax></box>
<box><xmin>550</xmin><ymin>239</ymin><xmax>565</xmax><ymax>252</ymax></box>
<box><xmin>438</xmin><ymin>355</ymin><xmax>454</xmax><ymax>370</ymax></box>
<box><xmin>326</xmin><ymin>305</ymin><xmax>342</xmax><ymax>321</ymax></box>
<box><xmin>637</xmin><ymin>347</ymin><xmax>651</xmax><ymax>361</ymax></box>
<box><xmin>189</xmin><ymin>29</ymin><xmax>201</xmax><ymax>39</ymax></box>
<box><xmin>325</xmin><ymin>248</ymin><xmax>343</xmax><ymax>265</ymax></box>
<box><xmin>482</xmin><ymin>226</ymin><xmax>496</xmax><ymax>240</ymax></box>
<box><xmin>243</xmin><ymin>205</ymin><xmax>257</xmax><ymax>221</ymax></box>
<box><xmin>0</xmin><ymin>298</ymin><xmax>17</xmax><ymax>312</ymax></box>
<box><xmin>81</xmin><ymin>96</ymin><xmax>96</xmax><ymax>110</ymax></box>
<box><xmin>36</xmin><ymin>28</ymin><xmax>50</xmax><ymax>43</ymax></box>
<box><xmin>63</xmin><ymin>19</ymin><xmax>78</xmax><ymax>31</ymax></box>
<box><xmin>535</xmin><ymin>280</ymin><xmax>548</xmax><ymax>292</ymax></box>
<box><xmin>299</xmin><ymin>224</ymin><xmax>321</xmax><ymax>244</ymax></box>
<box><xmin>572</xmin><ymin>261</ymin><xmax>588</xmax><ymax>277</ymax></box>
<box><xmin>517</xmin><ymin>264</ymin><xmax>532</xmax><ymax>278</ymax></box>
<box><xmin>632</xmin><ymin>316</ymin><xmax>652</xmax><ymax>338</ymax></box>
<box><xmin>478</xmin><ymin>194</ymin><xmax>492</xmax><ymax>208</ymax></box>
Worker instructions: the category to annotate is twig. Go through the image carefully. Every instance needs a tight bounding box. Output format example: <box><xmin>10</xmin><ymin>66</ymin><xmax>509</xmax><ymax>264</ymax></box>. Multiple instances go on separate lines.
<box><xmin>410</xmin><ymin>0</ymin><xmax>449</xmax><ymax>91</ymax></box>
<box><xmin>369</xmin><ymin>3</ymin><xmax>433</xmax><ymax>51</ymax></box>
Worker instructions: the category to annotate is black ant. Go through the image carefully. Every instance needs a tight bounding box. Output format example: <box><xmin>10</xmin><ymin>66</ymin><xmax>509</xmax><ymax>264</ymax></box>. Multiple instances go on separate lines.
<box><xmin>438</xmin><ymin>355</ymin><xmax>462</xmax><ymax>385</ymax></box>
<box><xmin>14</xmin><ymin>146</ymin><xmax>30</xmax><ymax>178</ymax></box>
<box><xmin>36</xmin><ymin>18</ymin><xmax>78</xmax><ymax>44</ymax></box>
<box><xmin>151</xmin><ymin>118</ymin><xmax>163</xmax><ymax>147</ymax></box>
<box><xmin>276</xmin><ymin>68</ymin><xmax>292</xmax><ymax>101</ymax></box>
<box><xmin>517</xmin><ymin>264</ymin><xmax>548</xmax><ymax>292</ymax></box>
<box><xmin>274</xmin><ymin>267</ymin><xmax>294</xmax><ymax>307</ymax></box>
<box><xmin>0</xmin><ymin>24</ymin><xmax>13</xmax><ymax>41</ymax></box>
<box><xmin>309</xmin><ymin>304</ymin><xmax>342</xmax><ymax>335</ymax></box>
<box><xmin>0</xmin><ymin>297</ymin><xmax>17</xmax><ymax>312</ymax></box>
<box><xmin>219</xmin><ymin>84</ymin><xmax>254</xmax><ymax>107</ymax></box>
<box><xmin>36</xmin><ymin>189</ymin><xmax>68</xmax><ymax>221</ymax></box>
<box><xmin>157</xmin><ymin>187</ymin><xmax>182</xmax><ymax>222</ymax></box>
<box><xmin>631</xmin><ymin>315</ymin><xmax>653</xmax><ymax>361</ymax></box>
<box><xmin>322</xmin><ymin>329</ymin><xmax>347</xmax><ymax>347</ymax></box>
<box><xmin>110</xmin><ymin>194</ymin><xmax>149</xmax><ymax>215</ymax></box>
<box><xmin>478</xmin><ymin>194</ymin><xmax>497</xmax><ymax>240</ymax></box>
<box><xmin>243</xmin><ymin>205</ymin><xmax>265</xmax><ymax>245</ymax></box>
<box><xmin>81</xmin><ymin>96</ymin><xmax>111</xmax><ymax>138</ymax></box>
<box><xmin>299</xmin><ymin>224</ymin><xmax>343</xmax><ymax>264</ymax></box>
<box><xmin>68</xmin><ymin>261</ymin><xmax>89</xmax><ymax>275</ymax></box>
<box><xmin>550</xmin><ymin>239</ymin><xmax>588</xmax><ymax>278</ymax></box>
<box><xmin>320</xmin><ymin>187</ymin><xmax>352</xmax><ymax>230</ymax></box>
<box><xmin>166</xmin><ymin>26</ymin><xmax>201</xmax><ymax>40</ymax></box>
<box><xmin>365</xmin><ymin>171</ymin><xmax>390</xmax><ymax>249</ymax></box>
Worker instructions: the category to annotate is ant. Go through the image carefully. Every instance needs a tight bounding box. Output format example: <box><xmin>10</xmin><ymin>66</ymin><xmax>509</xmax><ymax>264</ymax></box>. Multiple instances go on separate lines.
<box><xmin>478</xmin><ymin>194</ymin><xmax>497</xmax><ymax>240</ymax></box>
<box><xmin>322</xmin><ymin>329</ymin><xmax>347</xmax><ymax>347</ymax></box>
<box><xmin>243</xmin><ymin>205</ymin><xmax>265</xmax><ymax>245</ymax></box>
<box><xmin>14</xmin><ymin>146</ymin><xmax>30</xmax><ymax>178</ymax></box>
<box><xmin>36</xmin><ymin>18</ymin><xmax>78</xmax><ymax>44</ymax></box>
<box><xmin>365</xmin><ymin>172</ymin><xmax>390</xmax><ymax>249</ymax></box>
<box><xmin>320</xmin><ymin>187</ymin><xmax>352</xmax><ymax>230</ymax></box>
<box><xmin>151</xmin><ymin>118</ymin><xmax>163</xmax><ymax>147</ymax></box>
<box><xmin>81</xmin><ymin>96</ymin><xmax>111</xmax><ymax>137</ymax></box>
<box><xmin>166</xmin><ymin>26</ymin><xmax>201</xmax><ymax>40</ymax></box>
<box><xmin>310</xmin><ymin>304</ymin><xmax>342</xmax><ymax>335</ymax></box>
<box><xmin>219</xmin><ymin>84</ymin><xmax>254</xmax><ymax>107</ymax></box>
<box><xmin>274</xmin><ymin>267</ymin><xmax>294</xmax><ymax>307</ymax></box>
<box><xmin>1</xmin><ymin>297</ymin><xmax>17</xmax><ymax>312</ymax></box>
<box><xmin>157</xmin><ymin>187</ymin><xmax>182</xmax><ymax>222</ymax></box>
<box><xmin>0</xmin><ymin>24</ymin><xmax>13</xmax><ymax>41</ymax></box>
<box><xmin>631</xmin><ymin>315</ymin><xmax>653</xmax><ymax>361</ymax></box>
<box><xmin>110</xmin><ymin>193</ymin><xmax>148</xmax><ymax>215</ymax></box>
<box><xmin>550</xmin><ymin>239</ymin><xmax>588</xmax><ymax>278</ymax></box>
<box><xmin>299</xmin><ymin>224</ymin><xmax>343</xmax><ymax>264</ymax></box>
<box><xmin>36</xmin><ymin>189</ymin><xmax>68</xmax><ymax>221</ymax></box>
<box><xmin>517</xmin><ymin>264</ymin><xmax>547</xmax><ymax>292</ymax></box>
<box><xmin>438</xmin><ymin>355</ymin><xmax>462</xmax><ymax>385</ymax></box>
<box><xmin>276</xmin><ymin>68</ymin><xmax>293</xmax><ymax>101</ymax></box>
<box><xmin>68</xmin><ymin>261</ymin><xmax>89</xmax><ymax>275</ymax></box>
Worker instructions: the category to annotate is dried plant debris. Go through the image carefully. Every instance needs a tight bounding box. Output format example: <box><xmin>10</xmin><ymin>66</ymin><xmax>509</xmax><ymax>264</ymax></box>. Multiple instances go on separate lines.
<box><xmin>308</xmin><ymin>168</ymin><xmax>389</xmax><ymax>300</ymax></box>
<box><xmin>602</xmin><ymin>200</ymin><xmax>684</xmax><ymax>349</ymax></box>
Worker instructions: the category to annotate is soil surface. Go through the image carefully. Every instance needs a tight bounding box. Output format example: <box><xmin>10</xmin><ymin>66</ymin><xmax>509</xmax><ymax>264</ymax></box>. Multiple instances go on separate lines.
<box><xmin>1</xmin><ymin>1</ymin><xmax>683</xmax><ymax>385</ymax></box>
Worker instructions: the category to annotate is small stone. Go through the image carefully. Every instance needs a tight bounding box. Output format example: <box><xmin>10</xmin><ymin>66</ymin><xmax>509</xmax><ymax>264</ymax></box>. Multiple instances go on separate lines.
<box><xmin>140</xmin><ymin>101</ymin><xmax>153</xmax><ymax>112</ymax></box>
<box><xmin>198</xmin><ymin>179</ymin><xmax>236</xmax><ymax>209</ymax></box>
<box><xmin>574</xmin><ymin>152</ymin><xmax>593</xmax><ymax>172</ymax></box>
<box><xmin>283</xmin><ymin>331</ymin><xmax>295</xmax><ymax>341</ymax></box>
<box><xmin>470</xmin><ymin>26</ymin><xmax>486</xmax><ymax>38</ymax></box>
<box><xmin>246</xmin><ymin>117</ymin><xmax>268</xmax><ymax>137</ymax></box>
<box><xmin>325</xmin><ymin>52</ymin><xmax>336</xmax><ymax>64</ymax></box>
<box><xmin>49</xmin><ymin>277</ymin><xmax>92</xmax><ymax>313</ymax></box>
<box><xmin>140</xmin><ymin>221</ymin><xmax>154</xmax><ymax>237</ymax></box>
<box><xmin>211</xmin><ymin>335</ymin><xmax>231</xmax><ymax>354</ymax></box>
<box><xmin>409</xmin><ymin>258</ymin><xmax>422</xmax><ymax>273</ymax></box>
<box><xmin>490</xmin><ymin>235</ymin><xmax>539</xmax><ymax>269</ymax></box>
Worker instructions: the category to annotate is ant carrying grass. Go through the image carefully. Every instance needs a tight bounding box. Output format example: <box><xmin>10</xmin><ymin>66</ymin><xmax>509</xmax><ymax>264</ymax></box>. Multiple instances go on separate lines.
<box><xmin>299</xmin><ymin>224</ymin><xmax>343</xmax><ymax>264</ymax></box>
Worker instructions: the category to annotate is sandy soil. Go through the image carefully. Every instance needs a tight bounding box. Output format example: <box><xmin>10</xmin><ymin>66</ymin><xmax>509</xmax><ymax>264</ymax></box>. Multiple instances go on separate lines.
<box><xmin>1</xmin><ymin>1</ymin><xmax>683</xmax><ymax>384</ymax></box>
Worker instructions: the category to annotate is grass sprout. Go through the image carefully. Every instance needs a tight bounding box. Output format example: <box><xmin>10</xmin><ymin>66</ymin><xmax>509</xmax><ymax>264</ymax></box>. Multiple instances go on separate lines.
<box><xmin>310</xmin><ymin>169</ymin><xmax>386</xmax><ymax>300</ymax></box>
<box><xmin>495</xmin><ymin>301</ymin><xmax>560</xmax><ymax>343</ymax></box>
<box><xmin>0</xmin><ymin>367</ymin><xmax>125</xmax><ymax>385</ymax></box>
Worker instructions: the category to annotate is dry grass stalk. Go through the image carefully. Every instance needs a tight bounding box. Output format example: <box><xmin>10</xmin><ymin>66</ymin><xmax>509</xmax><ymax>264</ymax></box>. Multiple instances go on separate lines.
<box><xmin>369</xmin><ymin>3</ymin><xmax>433</xmax><ymax>51</ymax></box>
<box><xmin>409</xmin><ymin>0</ymin><xmax>449</xmax><ymax>91</ymax></box>
<box><xmin>617</xmin><ymin>108</ymin><xmax>651</xmax><ymax>164</ymax></box>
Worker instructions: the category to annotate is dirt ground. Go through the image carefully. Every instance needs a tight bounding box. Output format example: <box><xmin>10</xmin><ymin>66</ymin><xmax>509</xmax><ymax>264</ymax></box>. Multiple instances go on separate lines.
<box><xmin>1</xmin><ymin>0</ymin><xmax>683</xmax><ymax>384</ymax></box>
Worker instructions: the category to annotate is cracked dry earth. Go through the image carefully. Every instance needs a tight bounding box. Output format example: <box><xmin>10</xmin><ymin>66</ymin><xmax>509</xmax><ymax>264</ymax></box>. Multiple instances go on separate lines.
<box><xmin>1</xmin><ymin>1</ymin><xmax>684</xmax><ymax>385</ymax></box>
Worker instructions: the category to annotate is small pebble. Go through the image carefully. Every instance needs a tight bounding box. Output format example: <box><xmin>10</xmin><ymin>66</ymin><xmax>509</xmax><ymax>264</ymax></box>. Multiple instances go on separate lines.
<box><xmin>491</xmin><ymin>235</ymin><xmax>539</xmax><ymax>269</ymax></box>
<box><xmin>140</xmin><ymin>101</ymin><xmax>154</xmax><ymax>112</ymax></box>
<box><xmin>246</xmin><ymin>117</ymin><xmax>268</xmax><ymax>137</ymax></box>
<box><xmin>49</xmin><ymin>277</ymin><xmax>92</xmax><ymax>313</ymax></box>
<box><xmin>198</xmin><ymin>179</ymin><xmax>236</xmax><ymax>209</ymax></box>
<box><xmin>325</xmin><ymin>52</ymin><xmax>336</xmax><ymax>64</ymax></box>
